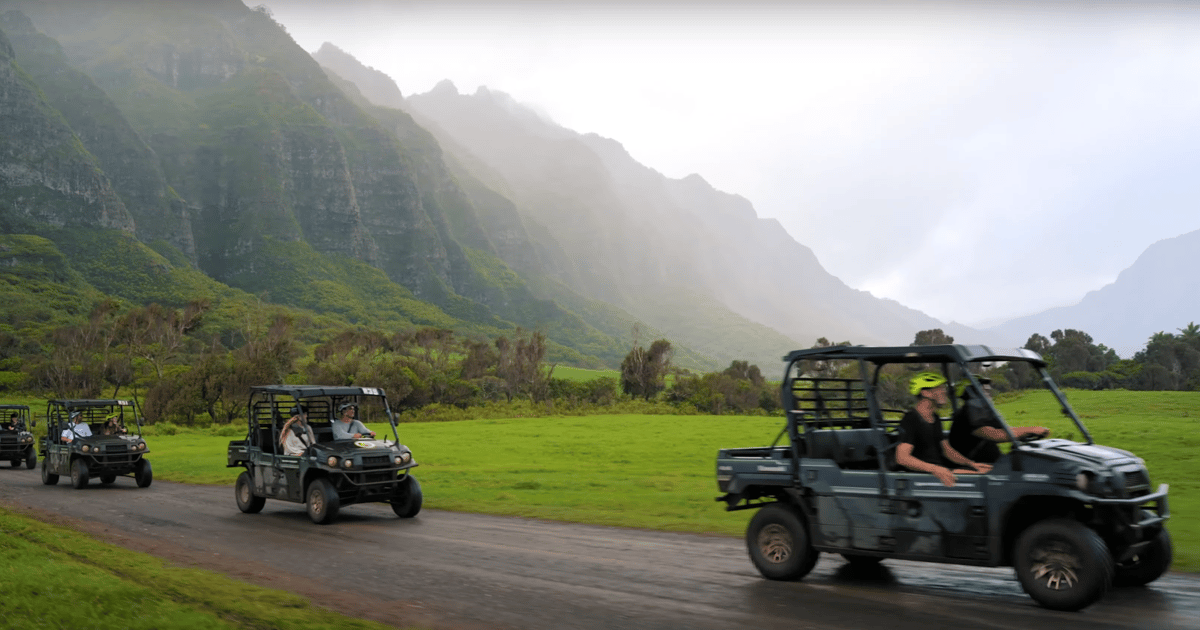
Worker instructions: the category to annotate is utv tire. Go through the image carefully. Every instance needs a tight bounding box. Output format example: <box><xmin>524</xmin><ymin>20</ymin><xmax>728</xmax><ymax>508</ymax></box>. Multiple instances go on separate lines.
<box><xmin>306</xmin><ymin>478</ymin><xmax>340</xmax><ymax>524</ymax></box>
<box><xmin>1015</xmin><ymin>518</ymin><xmax>1112</xmax><ymax>611</ymax></box>
<box><xmin>25</xmin><ymin>449</ymin><xmax>36</xmax><ymax>469</ymax></box>
<box><xmin>746</xmin><ymin>503</ymin><xmax>819</xmax><ymax>580</ymax></box>
<box><xmin>41</xmin><ymin>458</ymin><xmax>59</xmax><ymax>485</ymax></box>
<box><xmin>390</xmin><ymin>475</ymin><xmax>423</xmax><ymax>518</ymax></box>
<box><xmin>235</xmin><ymin>471</ymin><xmax>266</xmax><ymax>514</ymax></box>
<box><xmin>100</xmin><ymin>473</ymin><xmax>116</xmax><ymax>484</ymax></box>
<box><xmin>71</xmin><ymin>458</ymin><xmax>89</xmax><ymax>489</ymax></box>
<box><xmin>1114</xmin><ymin>525</ymin><xmax>1173</xmax><ymax>587</ymax></box>
<box><xmin>135</xmin><ymin>459</ymin><xmax>153</xmax><ymax>488</ymax></box>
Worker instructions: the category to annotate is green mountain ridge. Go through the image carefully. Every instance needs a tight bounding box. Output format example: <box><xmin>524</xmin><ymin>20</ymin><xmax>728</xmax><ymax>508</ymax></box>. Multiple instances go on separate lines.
<box><xmin>0</xmin><ymin>1</ymin><xmax>663</xmax><ymax>370</ymax></box>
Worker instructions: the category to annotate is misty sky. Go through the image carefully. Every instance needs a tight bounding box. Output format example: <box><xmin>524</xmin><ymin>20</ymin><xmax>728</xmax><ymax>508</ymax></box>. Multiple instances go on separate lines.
<box><xmin>265</xmin><ymin>1</ymin><xmax>1200</xmax><ymax>327</ymax></box>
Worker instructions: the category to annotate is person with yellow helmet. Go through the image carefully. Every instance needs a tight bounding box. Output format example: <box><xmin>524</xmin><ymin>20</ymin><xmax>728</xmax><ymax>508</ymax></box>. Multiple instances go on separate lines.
<box><xmin>895</xmin><ymin>372</ymin><xmax>991</xmax><ymax>487</ymax></box>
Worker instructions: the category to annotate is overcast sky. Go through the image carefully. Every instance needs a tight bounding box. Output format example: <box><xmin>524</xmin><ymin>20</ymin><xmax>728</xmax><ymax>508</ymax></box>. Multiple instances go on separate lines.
<box><xmin>266</xmin><ymin>0</ymin><xmax>1200</xmax><ymax>327</ymax></box>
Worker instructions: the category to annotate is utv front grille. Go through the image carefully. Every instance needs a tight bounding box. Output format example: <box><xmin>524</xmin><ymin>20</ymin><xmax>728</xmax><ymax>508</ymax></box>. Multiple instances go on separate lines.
<box><xmin>361</xmin><ymin>455</ymin><xmax>391</xmax><ymax>469</ymax></box>
<box><xmin>1124</xmin><ymin>470</ymin><xmax>1151</xmax><ymax>497</ymax></box>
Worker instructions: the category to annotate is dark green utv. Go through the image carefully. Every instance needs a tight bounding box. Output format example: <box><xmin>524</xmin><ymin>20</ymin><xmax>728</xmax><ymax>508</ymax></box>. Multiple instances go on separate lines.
<box><xmin>716</xmin><ymin>345</ymin><xmax>1170</xmax><ymax>612</ymax></box>
<box><xmin>41</xmin><ymin>399</ymin><xmax>152</xmax><ymax>488</ymax></box>
<box><xmin>0</xmin><ymin>404</ymin><xmax>37</xmax><ymax>469</ymax></box>
<box><xmin>227</xmin><ymin>385</ymin><xmax>421</xmax><ymax>524</ymax></box>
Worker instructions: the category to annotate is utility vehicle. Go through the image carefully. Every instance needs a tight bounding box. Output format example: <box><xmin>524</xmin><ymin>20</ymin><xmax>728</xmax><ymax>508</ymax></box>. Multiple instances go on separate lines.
<box><xmin>226</xmin><ymin>385</ymin><xmax>421</xmax><ymax>524</ymax></box>
<box><xmin>0</xmin><ymin>404</ymin><xmax>36</xmax><ymax>469</ymax></box>
<box><xmin>41</xmin><ymin>399</ymin><xmax>151</xmax><ymax>488</ymax></box>
<box><xmin>716</xmin><ymin>345</ymin><xmax>1170</xmax><ymax>611</ymax></box>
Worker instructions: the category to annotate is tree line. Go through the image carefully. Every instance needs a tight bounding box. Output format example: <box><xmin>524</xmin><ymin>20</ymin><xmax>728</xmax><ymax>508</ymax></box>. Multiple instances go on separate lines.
<box><xmin>1</xmin><ymin>300</ymin><xmax>1196</xmax><ymax>425</ymax></box>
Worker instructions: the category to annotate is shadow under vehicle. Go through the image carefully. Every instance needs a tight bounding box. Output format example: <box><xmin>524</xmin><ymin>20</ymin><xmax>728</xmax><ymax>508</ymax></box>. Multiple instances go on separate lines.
<box><xmin>0</xmin><ymin>404</ymin><xmax>37</xmax><ymax>469</ymax></box>
<box><xmin>226</xmin><ymin>385</ymin><xmax>421</xmax><ymax>524</ymax></box>
<box><xmin>40</xmin><ymin>399</ymin><xmax>152</xmax><ymax>489</ymax></box>
<box><xmin>716</xmin><ymin>345</ymin><xmax>1171</xmax><ymax>612</ymax></box>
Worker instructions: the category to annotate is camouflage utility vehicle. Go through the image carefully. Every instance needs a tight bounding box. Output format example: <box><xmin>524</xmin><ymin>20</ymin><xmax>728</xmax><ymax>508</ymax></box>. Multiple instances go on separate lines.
<box><xmin>0</xmin><ymin>404</ymin><xmax>37</xmax><ymax>469</ymax></box>
<box><xmin>227</xmin><ymin>385</ymin><xmax>421</xmax><ymax>524</ymax></box>
<box><xmin>41</xmin><ymin>399</ymin><xmax>151</xmax><ymax>488</ymax></box>
<box><xmin>716</xmin><ymin>345</ymin><xmax>1171</xmax><ymax>612</ymax></box>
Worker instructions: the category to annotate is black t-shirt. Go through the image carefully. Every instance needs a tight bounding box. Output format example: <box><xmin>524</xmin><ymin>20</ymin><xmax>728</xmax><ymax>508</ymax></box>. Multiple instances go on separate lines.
<box><xmin>899</xmin><ymin>409</ymin><xmax>951</xmax><ymax>468</ymax></box>
<box><xmin>948</xmin><ymin>396</ymin><xmax>1003</xmax><ymax>463</ymax></box>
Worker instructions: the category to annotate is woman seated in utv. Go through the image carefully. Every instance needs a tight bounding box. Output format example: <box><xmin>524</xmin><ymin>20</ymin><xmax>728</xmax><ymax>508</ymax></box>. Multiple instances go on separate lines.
<box><xmin>896</xmin><ymin>372</ymin><xmax>991</xmax><ymax>487</ymax></box>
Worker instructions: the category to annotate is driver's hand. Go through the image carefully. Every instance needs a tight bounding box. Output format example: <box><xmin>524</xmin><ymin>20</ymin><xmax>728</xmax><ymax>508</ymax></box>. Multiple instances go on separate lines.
<box><xmin>933</xmin><ymin>467</ymin><xmax>956</xmax><ymax>487</ymax></box>
<box><xmin>1039</xmin><ymin>428</ymin><xmax>1051</xmax><ymax>438</ymax></box>
<box><xmin>972</xmin><ymin>462</ymin><xmax>993</xmax><ymax>474</ymax></box>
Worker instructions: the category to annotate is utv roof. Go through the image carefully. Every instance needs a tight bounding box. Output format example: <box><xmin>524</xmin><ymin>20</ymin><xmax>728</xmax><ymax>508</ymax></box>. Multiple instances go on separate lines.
<box><xmin>783</xmin><ymin>344</ymin><xmax>1047</xmax><ymax>368</ymax></box>
<box><xmin>249</xmin><ymin>385</ymin><xmax>389</xmax><ymax>398</ymax></box>
<box><xmin>49</xmin><ymin>399</ymin><xmax>138</xmax><ymax>408</ymax></box>
<box><xmin>0</xmin><ymin>404</ymin><xmax>30</xmax><ymax>410</ymax></box>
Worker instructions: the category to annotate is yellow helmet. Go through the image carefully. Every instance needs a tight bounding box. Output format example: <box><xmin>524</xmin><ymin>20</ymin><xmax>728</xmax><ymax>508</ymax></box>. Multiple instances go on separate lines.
<box><xmin>909</xmin><ymin>372</ymin><xmax>947</xmax><ymax>396</ymax></box>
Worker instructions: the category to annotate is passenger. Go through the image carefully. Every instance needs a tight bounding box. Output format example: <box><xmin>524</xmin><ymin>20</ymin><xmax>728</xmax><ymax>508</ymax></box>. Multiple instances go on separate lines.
<box><xmin>102</xmin><ymin>414</ymin><xmax>126</xmax><ymax>435</ymax></box>
<box><xmin>949</xmin><ymin>377</ymin><xmax>1049</xmax><ymax>463</ymax></box>
<box><xmin>895</xmin><ymin>372</ymin><xmax>991</xmax><ymax>487</ymax></box>
<box><xmin>279</xmin><ymin>405</ymin><xmax>316</xmax><ymax>456</ymax></box>
<box><xmin>332</xmin><ymin>403</ymin><xmax>375</xmax><ymax>440</ymax></box>
<box><xmin>61</xmin><ymin>411</ymin><xmax>92</xmax><ymax>443</ymax></box>
<box><xmin>1</xmin><ymin>412</ymin><xmax>16</xmax><ymax>431</ymax></box>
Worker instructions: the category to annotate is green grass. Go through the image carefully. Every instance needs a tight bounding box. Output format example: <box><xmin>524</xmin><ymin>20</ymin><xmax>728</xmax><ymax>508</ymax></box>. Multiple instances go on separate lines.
<box><xmin>552</xmin><ymin>366</ymin><xmax>619</xmax><ymax>382</ymax></box>
<box><xmin>139</xmin><ymin>390</ymin><xmax>1199</xmax><ymax>573</ymax></box>
<box><xmin>0</xmin><ymin>506</ymin><xmax>409</xmax><ymax>629</ymax></box>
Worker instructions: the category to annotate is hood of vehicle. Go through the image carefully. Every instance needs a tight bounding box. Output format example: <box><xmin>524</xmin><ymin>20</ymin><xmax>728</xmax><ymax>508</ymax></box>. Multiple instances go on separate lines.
<box><xmin>1021</xmin><ymin>439</ymin><xmax>1139</xmax><ymax>468</ymax></box>
<box><xmin>313</xmin><ymin>440</ymin><xmax>405</xmax><ymax>456</ymax></box>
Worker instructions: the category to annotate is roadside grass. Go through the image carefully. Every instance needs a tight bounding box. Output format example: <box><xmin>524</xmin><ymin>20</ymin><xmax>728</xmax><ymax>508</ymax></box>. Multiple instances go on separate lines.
<box><xmin>0</xmin><ymin>506</ymin><xmax>411</xmax><ymax>630</ymax></box>
<box><xmin>552</xmin><ymin>366</ymin><xmax>619</xmax><ymax>382</ymax></box>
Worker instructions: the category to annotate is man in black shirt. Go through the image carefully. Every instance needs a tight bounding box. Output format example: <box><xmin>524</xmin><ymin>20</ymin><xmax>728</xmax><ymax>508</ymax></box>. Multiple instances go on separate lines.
<box><xmin>895</xmin><ymin>372</ymin><xmax>990</xmax><ymax>487</ymax></box>
<box><xmin>949</xmin><ymin>377</ymin><xmax>1049</xmax><ymax>463</ymax></box>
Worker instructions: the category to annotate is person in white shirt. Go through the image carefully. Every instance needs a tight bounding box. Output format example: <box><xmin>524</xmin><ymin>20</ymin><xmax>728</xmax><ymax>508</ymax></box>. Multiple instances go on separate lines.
<box><xmin>279</xmin><ymin>405</ymin><xmax>316</xmax><ymax>456</ymax></box>
<box><xmin>331</xmin><ymin>403</ymin><xmax>375</xmax><ymax>440</ymax></box>
<box><xmin>61</xmin><ymin>411</ymin><xmax>92</xmax><ymax>443</ymax></box>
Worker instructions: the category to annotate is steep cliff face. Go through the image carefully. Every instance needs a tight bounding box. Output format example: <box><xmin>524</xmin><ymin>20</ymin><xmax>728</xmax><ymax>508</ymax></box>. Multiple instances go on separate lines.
<box><xmin>1</xmin><ymin>9</ymin><xmax>195</xmax><ymax>260</ymax></box>
<box><xmin>0</xmin><ymin>19</ymin><xmax>133</xmax><ymax>234</ymax></box>
<box><xmin>407</xmin><ymin>83</ymin><xmax>950</xmax><ymax>353</ymax></box>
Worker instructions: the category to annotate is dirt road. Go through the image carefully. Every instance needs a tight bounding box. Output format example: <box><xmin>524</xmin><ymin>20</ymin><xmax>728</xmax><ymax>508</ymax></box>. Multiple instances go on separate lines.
<box><xmin>0</xmin><ymin>470</ymin><xmax>1194</xmax><ymax>630</ymax></box>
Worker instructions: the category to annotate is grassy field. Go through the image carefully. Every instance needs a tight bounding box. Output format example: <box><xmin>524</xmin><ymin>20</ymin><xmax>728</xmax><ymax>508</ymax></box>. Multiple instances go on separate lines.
<box><xmin>127</xmin><ymin>389</ymin><xmax>1199</xmax><ymax>572</ymax></box>
<box><xmin>0</xmin><ymin>506</ymin><xmax>409</xmax><ymax>630</ymax></box>
<box><xmin>6</xmin><ymin>389</ymin><xmax>1197</xmax><ymax>575</ymax></box>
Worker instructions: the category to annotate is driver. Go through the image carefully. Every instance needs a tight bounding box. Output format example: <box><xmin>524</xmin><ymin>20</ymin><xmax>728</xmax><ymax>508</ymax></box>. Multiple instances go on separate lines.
<box><xmin>102</xmin><ymin>414</ymin><xmax>126</xmax><ymax>435</ymax></box>
<box><xmin>332</xmin><ymin>403</ymin><xmax>375</xmax><ymax>440</ymax></box>
<box><xmin>895</xmin><ymin>372</ymin><xmax>991</xmax><ymax>487</ymax></box>
<box><xmin>1</xmin><ymin>412</ymin><xmax>16</xmax><ymax>431</ymax></box>
<box><xmin>949</xmin><ymin>376</ymin><xmax>1049</xmax><ymax>463</ymax></box>
<box><xmin>279</xmin><ymin>405</ymin><xmax>316</xmax><ymax>456</ymax></box>
<box><xmin>61</xmin><ymin>411</ymin><xmax>92</xmax><ymax>443</ymax></box>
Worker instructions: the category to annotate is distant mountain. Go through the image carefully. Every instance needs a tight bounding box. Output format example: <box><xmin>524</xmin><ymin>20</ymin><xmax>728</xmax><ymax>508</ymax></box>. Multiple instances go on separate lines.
<box><xmin>986</xmin><ymin>228</ymin><xmax>1200</xmax><ymax>355</ymax></box>
<box><xmin>401</xmin><ymin>81</ymin><xmax>955</xmax><ymax>353</ymax></box>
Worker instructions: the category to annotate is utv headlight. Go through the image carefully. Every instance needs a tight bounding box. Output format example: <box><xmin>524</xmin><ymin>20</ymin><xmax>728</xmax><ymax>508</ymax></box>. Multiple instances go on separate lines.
<box><xmin>401</xmin><ymin>451</ymin><xmax>412</xmax><ymax>464</ymax></box>
<box><xmin>82</xmin><ymin>445</ymin><xmax>90</xmax><ymax>453</ymax></box>
<box><xmin>342</xmin><ymin>459</ymin><xmax>354</xmax><ymax>469</ymax></box>
<box><xmin>327</xmin><ymin>456</ymin><xmax>339</xmax><ymax>467</ymax></box>
<box><xmin>1075</xmin><ymin>471</ymin><xmax>1093</xmax><ymax>493</ymax></box>
<box><xmin>393</xmin><ymin>456</ymin><xmax>403</xmax><ymax>465</ymax></box>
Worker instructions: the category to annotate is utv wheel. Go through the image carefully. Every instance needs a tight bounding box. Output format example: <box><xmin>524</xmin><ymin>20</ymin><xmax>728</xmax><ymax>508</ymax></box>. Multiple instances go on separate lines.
<box><xmin>746</xmin><ymin>504</ymin><xmax>819</xmax><ymax>580</ymax></box>
<box><xmin>71</xmin><ymin>458</ymin><xmax>89</xmax><ymax>489</ymax></box>
<box><xmin>41</xmin><ymin>458</ymin><xmax>59</xmax><ymax>485</ymax></box>
<box><xmin>235</xmin><ymin>471</ymin><xmax>266</xmax><ymax>514</ymax></box>
<box><xmin>100</xmin><ymin>473</ymin><xmax>116</xmax><ymax>484</ymax></box>
<box><xmin>306</xmin><ymin>478</ymin><xmax>340</xmax><ymax>524</ymax></box>
<box><xmin>1114</xmin><ymin>525</ymin><xmax>1173</xmax><ymax>587</ymax></box>
<box><xmin>1015</xmin><ymin>518</ymin><xmax>1113</xmax><ymax>611</ymax></box>
<box><xmin>25</xmin><ymin>449</ymin><xmax>36</xmax><ymax>469</ymax></box>
<box><xmin>134</xmin><ymin>459</ymin><xmax>153</xmax><ymax>488</ymax></box>
<box><xmin>390</xmin><ymin>475</ymin><xmax>423</xmax><ymax>518</ymax></box>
